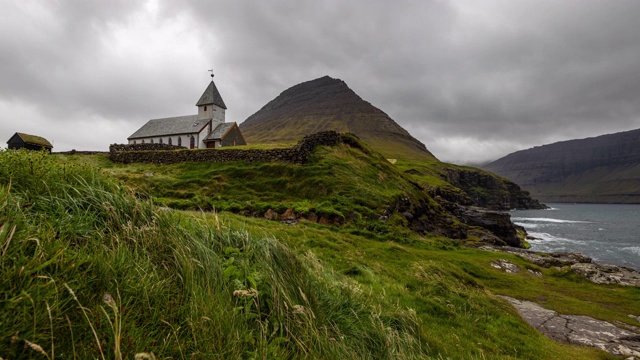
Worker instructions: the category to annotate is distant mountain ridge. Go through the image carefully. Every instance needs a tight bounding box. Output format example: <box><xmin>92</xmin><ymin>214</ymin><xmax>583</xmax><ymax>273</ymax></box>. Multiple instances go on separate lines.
<box><xmin>240</xmin><ymin>76</ymin><xmax>436</xmax><ymax>161</ymax></box>
<box><xmin>484</xmin><ymin>128</ymin><xmax>640</xmax><ymax>203</ymax></box>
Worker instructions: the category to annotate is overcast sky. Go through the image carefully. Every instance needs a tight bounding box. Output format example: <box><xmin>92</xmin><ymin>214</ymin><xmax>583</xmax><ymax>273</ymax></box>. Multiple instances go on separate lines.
<box><xmin>2</xmin><ymin>0</ymin><xmax>640</xmax><ymax>164</ymax></box>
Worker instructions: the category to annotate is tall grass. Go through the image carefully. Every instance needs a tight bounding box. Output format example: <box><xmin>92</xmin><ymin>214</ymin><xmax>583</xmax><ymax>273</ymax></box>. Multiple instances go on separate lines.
<box><xmin>0</xmin><ymin>149</ymin><xmax>427</xmax><ymax>358</ymax></box>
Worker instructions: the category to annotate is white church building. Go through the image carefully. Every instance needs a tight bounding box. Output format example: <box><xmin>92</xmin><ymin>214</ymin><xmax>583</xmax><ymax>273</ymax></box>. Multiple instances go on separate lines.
<box><xmin>128</xmin><ymin>77</ymin><xmax>246</xmax><ymax>149</ymax></box>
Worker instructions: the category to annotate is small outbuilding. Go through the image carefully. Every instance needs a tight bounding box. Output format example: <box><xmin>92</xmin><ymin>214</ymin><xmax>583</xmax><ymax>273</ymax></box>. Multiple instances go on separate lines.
<box><xmin>6</xmin><ymin>132</ymin><xmax>53</xmax><ymax>152</ymax></box>
<box><xmin>203</xmin><ymin>122</ymin><xmax>246</xmax><ymax>148</ymax></box>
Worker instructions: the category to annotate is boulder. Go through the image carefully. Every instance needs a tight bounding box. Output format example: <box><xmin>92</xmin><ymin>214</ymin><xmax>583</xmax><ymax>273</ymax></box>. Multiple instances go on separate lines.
<box><xmin>281</xmin><ymin>208</ymin><xmax>297</xmax><ymax>221</ymax></box>
<box><xmin>264</xmin><ymin>209</ymin><xmax>279</xmax><ymax>220</ymax></box>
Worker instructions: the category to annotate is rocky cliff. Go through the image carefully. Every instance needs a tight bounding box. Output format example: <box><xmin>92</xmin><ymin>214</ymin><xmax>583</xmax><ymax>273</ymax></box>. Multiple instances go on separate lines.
<box><xmin>240</xmin><ymin>76</ymin><xmax>436</xmax><ymax>161</ymax></box>
<box><xmin>484</xmin><ymin>128</ymin><xmax>640</xmax><ymax>203</ymax></box>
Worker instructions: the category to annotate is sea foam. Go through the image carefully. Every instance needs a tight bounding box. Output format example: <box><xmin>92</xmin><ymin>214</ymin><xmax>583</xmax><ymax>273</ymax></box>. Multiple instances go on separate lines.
<box><xmin>511</xmin><ymin>217</ymin><xmax>590</xmax><ymax>224</ymax></box>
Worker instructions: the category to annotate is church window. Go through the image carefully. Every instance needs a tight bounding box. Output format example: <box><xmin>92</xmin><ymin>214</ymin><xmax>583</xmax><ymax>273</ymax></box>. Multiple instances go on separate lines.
<box><xmin>133</xmin><ymin>140</ymin><xmax>137</xmax><ymax>145</ymax></box>
<box><xmin>177</xmin><ymin>137</ymin><xmax>182</xmax><ymax>146</ymax></box>
<box><xmin>204</xmin><ymin>106</ymin><xmax>207</xmax><ymax>111</ymax></box>
<box><xmin>168</xmin><ymin>137</ymin><xmax>172</xmax><ymax>145</ymax></box>
<box><xmin>190</xmin><ymin>135</ymin><xmax>195</xmax><ymax>149</ymax></box>
<box><xmin>150</xmin><ymin>138</ymin><xmax>154</xmax><ymax>144</ymax></box>
<box><xmin>142</xmin><ymin>139</ymin><xmax>145</xmax><ymax>144</ymax></box>
<box><xmin>159</xmin><ymin>138</ymin><xmax>163</xmax><ymax>144</ymax></box>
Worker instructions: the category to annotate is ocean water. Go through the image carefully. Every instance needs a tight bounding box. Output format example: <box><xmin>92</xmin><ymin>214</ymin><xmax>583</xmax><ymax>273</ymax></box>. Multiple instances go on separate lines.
<box><xmin>510</xmin><ymin>203</ymin><xmax>640</xmax><ymax>270</ymax></box>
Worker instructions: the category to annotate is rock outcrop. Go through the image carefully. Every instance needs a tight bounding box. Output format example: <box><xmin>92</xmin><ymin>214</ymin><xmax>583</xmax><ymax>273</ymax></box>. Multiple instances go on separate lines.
<box><xmin>481</xmin><ymin>245</ymin><xmax>640</xmax><ymax>287</ymax></box>
<box><xmin>500</xmin><ymin>296</ymin><xmax>640</xmax><ymax>358</ymax></box>
<box><xmin>441</xmin><ymin>167</ymin><xmax>546</xmax><ymax>210</ymax></box>
<box><xmin>571</xmin><ymin>263</ymin><xmax>640</xmax><ymax>287</ymax></box>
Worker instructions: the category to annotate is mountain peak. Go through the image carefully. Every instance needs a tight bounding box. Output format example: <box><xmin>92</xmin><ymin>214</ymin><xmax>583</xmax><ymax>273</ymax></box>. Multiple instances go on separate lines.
<box><xmin>240</xmin><ymin>77</ymin><xmax>435</xmax><ymax>160</ymax></box>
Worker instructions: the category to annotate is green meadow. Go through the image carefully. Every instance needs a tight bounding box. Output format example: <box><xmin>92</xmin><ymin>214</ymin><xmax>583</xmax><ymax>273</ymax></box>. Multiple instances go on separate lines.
<box><xmin>1</xmin><ymin>145</ymin><xmax>636</xmax><ymax>359</ymax></box>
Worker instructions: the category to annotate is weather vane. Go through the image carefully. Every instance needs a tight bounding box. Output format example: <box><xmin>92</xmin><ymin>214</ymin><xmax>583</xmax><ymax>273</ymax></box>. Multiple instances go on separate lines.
<box><xmin>208</xmin><ymin>69</ymin><xmax>214</xmax><ymax>79</ymax></box>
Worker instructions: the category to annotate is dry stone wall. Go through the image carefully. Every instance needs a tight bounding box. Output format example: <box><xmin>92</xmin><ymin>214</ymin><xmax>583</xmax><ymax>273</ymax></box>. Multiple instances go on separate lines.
<box><xmin>109</xmin><ymin>131</ymin><xmax>345</xmax><ymax>165</ymax></box>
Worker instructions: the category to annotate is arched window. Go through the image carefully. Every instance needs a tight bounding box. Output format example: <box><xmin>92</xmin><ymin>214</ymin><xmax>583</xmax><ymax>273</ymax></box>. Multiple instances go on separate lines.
<box><xmin>141</xmin><ymin>139</ymin><xmax>145</xmax><ymax>144</ymax></box>
<box><xmin>177</xmin><ymin>137</ymin><xmax>182</xmax><ymax>147</ymax></box>
<box><xmin>190</xmin><ymin>136</ymin><xmax>195</xmax><ymax>149</ymax></box>
<box><xmin>159</xmin><ymin>138</ymin><xmax>163</xmax><ymax>144</ymax></box>
<box><xmin>168</xmin><ymin>137</ymin><xmax>172</xmax><ymax>145</ymax></box>
<box><xmin>133</xmin><ymin>140</ymin><xmax>137</xmax><ymax>145</ymax></box>
<box><xmin>204</xmin><ymin>105</ymin><xmax>207</xmax><ymax>111</ymax></box>
<box><xmin>150</xmin><ymin>138</ymin><xmax>154</xmax><ymax>144</ymax></box>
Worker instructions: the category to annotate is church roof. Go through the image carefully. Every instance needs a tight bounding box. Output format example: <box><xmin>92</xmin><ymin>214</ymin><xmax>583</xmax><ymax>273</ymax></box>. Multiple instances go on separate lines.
<box><xmin>196</xmin><ymin>80</ymin><xmax>227</xmax><ymax>109</ymax></box>
<box><xmin>128</xmin><ymin>115</ymin><xmax>210</xmax><ymax>139</ymax></box>
<box><xmin>9</xmin><ymin>132</ymin><xmax>53</xmax><ymax>148</ymax></box>
<box><xmin>204</xmin><ymin>122</ymin><xmax>236</xmax><ymax>141</ymax></box>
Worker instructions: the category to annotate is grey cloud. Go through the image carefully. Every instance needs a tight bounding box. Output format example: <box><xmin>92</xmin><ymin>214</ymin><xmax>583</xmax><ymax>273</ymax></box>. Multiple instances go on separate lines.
<box><xmin>1</xmin><ymin>0</ymin><xmax>640</xmax><ymax>164</ymax></box>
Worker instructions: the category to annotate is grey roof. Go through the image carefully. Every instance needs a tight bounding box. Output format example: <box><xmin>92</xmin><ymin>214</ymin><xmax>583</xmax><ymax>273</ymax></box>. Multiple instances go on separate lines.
<box><xmin>128</xmin><ymin>115</ymin><xmax>210</xmax><ymax>139</ymax></box>
<box><xmin>196</xmin><ymin>81</ymin><xmax>227</xmax><ymax>109</ymax></box>
<box><xmin>204</xmin><ymin>122</ymin><xmax>235</xmax><ymax>141</ymax></box>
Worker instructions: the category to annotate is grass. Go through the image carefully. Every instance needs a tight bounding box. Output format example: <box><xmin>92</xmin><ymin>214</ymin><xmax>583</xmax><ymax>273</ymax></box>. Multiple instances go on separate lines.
<box><xmin>0</xmin><ymin>149</ymin><xmax>427</xmax><ymax>359</ymax></box>
<box><xmin>1</xmin><ymin>148</ymin><xmax>633</xmax><ymax>358</ymax></box>
<box><xmin>58</xmin><ymin>142</ymin><xmax>446</xmax><ymax>226</ymax></box>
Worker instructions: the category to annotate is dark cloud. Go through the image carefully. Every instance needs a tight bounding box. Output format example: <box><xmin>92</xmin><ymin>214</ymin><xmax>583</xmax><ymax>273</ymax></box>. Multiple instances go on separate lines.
<box><xmin>1</xmin><ymin>0</ymin><xmax>640</xmax><ymax>163</ymax></box>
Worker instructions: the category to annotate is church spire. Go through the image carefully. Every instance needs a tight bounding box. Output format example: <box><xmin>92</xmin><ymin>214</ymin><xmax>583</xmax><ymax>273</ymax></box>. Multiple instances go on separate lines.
<box><xmin>196</xmin><ymin>72</ymin><xmax>227</xmax><ymax>109</ymax></box>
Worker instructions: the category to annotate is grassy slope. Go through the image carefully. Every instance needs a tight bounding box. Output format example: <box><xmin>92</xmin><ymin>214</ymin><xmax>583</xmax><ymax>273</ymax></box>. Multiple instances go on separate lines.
<box><xmin>1</xmin><ymin>149</ymin><xmax>635</xmax><ymax>358</ymax></box>
<box><xmin>0</xmin><ymin>150</ymin><xmax>427</xmax><ymax>359</ymax></box>
<box><xmin>242</xmin><ymin>115</ymin><xmax>438</xmax><ymax>162</ymax></box>
<box><xmin>70</xmin><ymin>142</ymin><xmax>448</xmax><ymax>235</ymax></box>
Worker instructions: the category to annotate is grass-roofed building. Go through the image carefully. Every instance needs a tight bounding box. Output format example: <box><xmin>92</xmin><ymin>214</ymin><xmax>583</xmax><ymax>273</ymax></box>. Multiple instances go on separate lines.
<box><xmin>6</xmin><ymin>132</ymin><xmax>53</xmax><ymax>152</ymax></box>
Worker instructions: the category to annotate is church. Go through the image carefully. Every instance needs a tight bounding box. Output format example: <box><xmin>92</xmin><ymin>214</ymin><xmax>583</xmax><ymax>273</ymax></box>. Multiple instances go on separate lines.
<box><xmin>128</xmin><ymin>76</ymin><xmax>246</xmax><ymax>149</ymax></box>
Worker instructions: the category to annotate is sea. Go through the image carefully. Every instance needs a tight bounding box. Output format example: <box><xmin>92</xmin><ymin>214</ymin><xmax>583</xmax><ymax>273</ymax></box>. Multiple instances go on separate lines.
<box><xmin>510</xmin><ymin>203</ymin><xmax>640</xmax><ymax>271</ymax></box>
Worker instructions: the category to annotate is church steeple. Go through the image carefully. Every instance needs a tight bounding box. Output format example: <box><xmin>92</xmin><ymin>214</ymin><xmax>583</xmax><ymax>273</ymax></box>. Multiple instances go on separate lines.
<box><xmin>196</xmin><ymin>72</ymin><xmax>227</xmax><ymax>121</ymax></box>
<box><xmin>196</xmin><ymin>74</ymin><xmax>227</xmax><ymax>109</ymax></box>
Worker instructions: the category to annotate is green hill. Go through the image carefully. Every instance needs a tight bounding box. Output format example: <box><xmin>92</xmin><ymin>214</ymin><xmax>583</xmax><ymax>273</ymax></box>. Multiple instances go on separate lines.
<box><xmin>238</xmin><ymin>76</ymin><xmax>544</xmax><ymax>211</ymax></box>
<box><xmin>240</xmin><ymin>76</ymin><xmax>437</xmax><ymax>161</ymax></box>
<box><xmin>1</xmin><ymin>144</ymin><xmax>635</xmax><ymax>358</ymax></box>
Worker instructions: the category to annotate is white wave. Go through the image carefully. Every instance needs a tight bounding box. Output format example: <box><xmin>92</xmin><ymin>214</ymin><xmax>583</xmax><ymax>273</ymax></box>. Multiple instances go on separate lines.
<box><xmin>527</xmin><ymin>232</ymin><xmax>587</xmax><ymax>245</ymax></box>
<box><xmin>511</xmin><ymin>217</ymin><xmax>590</xmax><ymax>224</ymax></box>
<box><xmin>621</xmin><ymin>247</ymin><xmax>640</xmax><ymax>256</ymax></box>
<box><xmin>514</xmin><ymin>222</ymin><xmax>540</xmax><ymax>229</ymax></box>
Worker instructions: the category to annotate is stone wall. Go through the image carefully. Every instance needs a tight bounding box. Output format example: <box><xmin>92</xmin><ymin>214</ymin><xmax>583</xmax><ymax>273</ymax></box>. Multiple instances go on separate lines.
<box><xmin>53</xmin><ymin>150</ymin><xmax>109</xmax><ymax>156</ymax></box>
<box><xmin>109</xmin><ymin>143</ymin><xmax>186</xmax><ymax>152</ymax></box>
<box><xmin>109</xmin><ymin>131</ymin><xmax>346</xmax><ymax>165</ymax></box>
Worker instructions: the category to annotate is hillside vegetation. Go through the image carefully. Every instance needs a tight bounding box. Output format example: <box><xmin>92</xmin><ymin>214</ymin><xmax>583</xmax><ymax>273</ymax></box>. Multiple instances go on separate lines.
<box><xmin>2</xmin><ymin>147</ymin><xmax>638</xmax><ymax>358</ymax></box>
<box><xmin>240</xmin><ymin>76</ymin><xmax>437</xmax><ymax>161</ymax></box>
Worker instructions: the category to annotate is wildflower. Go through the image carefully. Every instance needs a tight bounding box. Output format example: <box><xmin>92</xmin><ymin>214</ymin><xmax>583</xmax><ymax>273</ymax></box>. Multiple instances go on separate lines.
<box><xmin>233</xmin><ymin>288</ymin><xmax>258</xmax><ymax>298</ymax></box>
<box><xmin>103</xmin><ymin>292</ymin><xmax>116</xmax><ymax>307</ymax></box>
<box><xmin>24</xmin><ymin>340</ymin><xmax>48</xmax><ymax>358</ymax></box>
<box><xmin>135</xmin><ymin>353</ymin><xmax>156</xmax><ymax>360</ymax></box>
